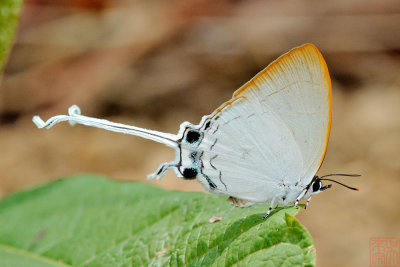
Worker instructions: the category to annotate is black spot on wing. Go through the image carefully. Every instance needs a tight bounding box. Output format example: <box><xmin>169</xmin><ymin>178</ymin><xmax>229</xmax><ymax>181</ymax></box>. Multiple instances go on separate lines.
<box><xmin>204</xmin><ymin>121</ymin><xmax>211</xmax><ymax>130</ymax></box>
<box><xmin>183</xmin><ymin>168</ymin><xmax>198</xmax><ymax>179</ymax></box>
<box><xmin>186</xmin><ymin>130</ymin><xmax>201</xmax><ymax>144</ymax></box>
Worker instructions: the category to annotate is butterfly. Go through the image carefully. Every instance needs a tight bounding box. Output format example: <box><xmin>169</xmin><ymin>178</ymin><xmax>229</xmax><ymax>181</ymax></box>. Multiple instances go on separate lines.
<box><xmin>33</xmin><ymin>43</ymin><xmax>359</xmax><ymax>218</ymax></box>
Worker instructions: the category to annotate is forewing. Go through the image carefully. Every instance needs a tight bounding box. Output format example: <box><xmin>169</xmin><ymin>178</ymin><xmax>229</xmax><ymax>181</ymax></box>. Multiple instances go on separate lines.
<box><xmin>196</xmin><ymin>44</ymin><xmax>331</xmax><ymax>202</ymax></box>
<box><xmin>232</xmin><ymin>44</ymin><xmax>331</xmax><ymax>183</ymax></box>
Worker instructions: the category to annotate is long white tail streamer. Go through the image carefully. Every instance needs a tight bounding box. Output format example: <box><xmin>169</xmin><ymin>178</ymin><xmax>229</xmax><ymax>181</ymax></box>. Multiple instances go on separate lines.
<box><xmin>32</xmin><ymin>105</ymin><xmax>179</xmax><ymax>148</ymax></box>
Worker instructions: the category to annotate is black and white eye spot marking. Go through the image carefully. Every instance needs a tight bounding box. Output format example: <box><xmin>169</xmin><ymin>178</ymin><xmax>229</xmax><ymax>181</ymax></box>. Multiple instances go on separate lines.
<box><xmin>182</xmin><ymin>168</ymin><xmax>198</xmax><ymax>179</ymax></box>
<box><xmin>185</xmin><ymin>130</ymin><xmax>201</xmax><ymax>144</ymax></box>
<box><xmin>312</xmin><ymin>180</ymin><xmax>321</xmax><ymax>192</ymax></box>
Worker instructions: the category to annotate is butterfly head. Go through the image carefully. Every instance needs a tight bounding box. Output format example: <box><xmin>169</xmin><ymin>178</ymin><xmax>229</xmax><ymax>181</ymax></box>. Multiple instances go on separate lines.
<box><xmin>305</xmin><ymin>177</ymin><xmax>332</xmax><ymax>198</ymax></box>
<box><xmin>306</xmin><ymin>174</ymin><xmax>360</xmax><ymax>198</ymax></box>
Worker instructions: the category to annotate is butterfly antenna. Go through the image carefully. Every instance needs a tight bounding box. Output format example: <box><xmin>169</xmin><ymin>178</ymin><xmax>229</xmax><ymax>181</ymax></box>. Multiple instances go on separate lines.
<box><xmin>32</xmin><ymin>105</ymin><xmax>179</xmax><ymax>148</ymax></box>
<box><xmin>319</xmin><ymin>173</ymin><xmax>361</xmax><ymax>178</ymax></box>
<box><xmin>319</xmin><ymin>178</ymin><xmax>359</xmax><ymax>191</ymax></box>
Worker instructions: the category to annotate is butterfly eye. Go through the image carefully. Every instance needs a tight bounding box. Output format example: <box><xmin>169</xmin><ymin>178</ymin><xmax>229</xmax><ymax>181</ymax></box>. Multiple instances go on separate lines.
<box><xmin>312</xmin><ymin>180</ymin><xmax>321</xmax><ymax>192</ymax></box>
<box><xmin>182</xmin><ymin>168</ymin><xmax>198</xmax><ymax>179</ymax></box>
<box><xmin>185</xmin><ymin>130</ymin><xmax>201</xmax><ymax>144</ymax></box>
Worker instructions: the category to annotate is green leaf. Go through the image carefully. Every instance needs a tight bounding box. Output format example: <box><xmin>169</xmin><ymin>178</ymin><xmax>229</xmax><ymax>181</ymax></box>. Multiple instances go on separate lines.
<box><xmin>0</xmin><ymin>0</ymin><xmax>23</xmax><ymax>72</ymax></box>
<box><xmin>0</xmin><ymin>174</ymin><xmax>315</xmax><ymax>266</ymax></box>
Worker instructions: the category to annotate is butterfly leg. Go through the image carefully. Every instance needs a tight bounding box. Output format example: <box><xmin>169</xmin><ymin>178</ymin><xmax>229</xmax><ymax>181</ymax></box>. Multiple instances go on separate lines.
<box><xmin>304</xmin><ymin>196</ymin><xmax>312</xmax><ymax>209</ymax></box>
<box><xmin>294</xmin><ymin>189</ymin><xmax>307</xmax><ymax>209</ymax></box>
<box><xmin>263</xmin><ymin>198</ymin><xmax>276</xmax><ymax>219</ymax></box>
<box><xmin>147</xmin><ymin>162</ymin><xmax>176</xmax><ymax>180</ymax></box>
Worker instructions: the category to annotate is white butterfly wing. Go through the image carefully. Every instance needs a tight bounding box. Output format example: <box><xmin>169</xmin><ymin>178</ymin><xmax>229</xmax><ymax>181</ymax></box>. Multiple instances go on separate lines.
<box><xmin>197</xmin><ymin>96</ymin><xmax>303</xmax><ymax>203</ymax></box>
<box><xmin>233</xmin><ymin>44</ymin><xmax>332</xmax><ymax>182</ymax></box>
<box><xmin>196</xmin><ymin>44</ymin><xmax>331</xmax><ymax>203</ymax></box>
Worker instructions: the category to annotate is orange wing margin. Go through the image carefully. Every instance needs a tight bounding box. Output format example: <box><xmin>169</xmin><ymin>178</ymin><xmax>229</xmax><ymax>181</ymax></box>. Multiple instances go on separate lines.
<box><xmin>214</xmin><ymin>43</ymin><xmax>332</xmax><ymax>169</ymax></box>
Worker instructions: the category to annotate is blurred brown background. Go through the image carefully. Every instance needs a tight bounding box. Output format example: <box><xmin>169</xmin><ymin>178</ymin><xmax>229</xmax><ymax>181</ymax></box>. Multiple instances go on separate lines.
<box><xmin>1</xmin><ymin>0</ymin><xmax>399</xmax><ymax>266</ymax></box>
